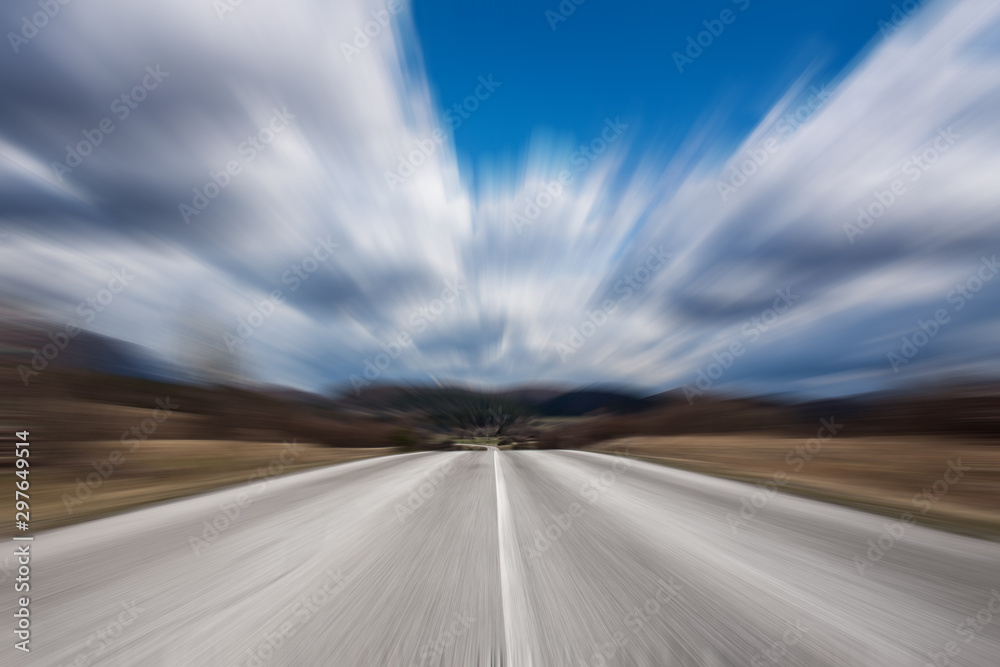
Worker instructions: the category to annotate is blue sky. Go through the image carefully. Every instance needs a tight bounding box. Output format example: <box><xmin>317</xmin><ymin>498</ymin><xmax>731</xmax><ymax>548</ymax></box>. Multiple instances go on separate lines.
<box><xmin>1</xmin><ymin>0</ymin><xmax>999</xmax><ymax>398</ymax></box>
<box><xmin>414</xmin><ymin>0</ymin><xmax>891</xmax><ymax>171</ymax></box>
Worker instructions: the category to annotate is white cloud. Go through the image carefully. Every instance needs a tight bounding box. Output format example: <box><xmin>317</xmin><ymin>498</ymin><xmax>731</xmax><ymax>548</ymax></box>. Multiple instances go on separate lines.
<box><xmin>1</xmin><ymin>0</ymin><xmax>998</xmax><ymax>396</ymax></box>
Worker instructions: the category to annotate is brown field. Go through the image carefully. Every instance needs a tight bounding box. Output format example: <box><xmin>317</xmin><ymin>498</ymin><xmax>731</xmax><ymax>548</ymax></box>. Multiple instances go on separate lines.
<box><xmin>589</xmin><ymin>435</ymin><xmax>1000</xmax><ymax>538</ymax></box>
<box><xmin>5</xmin><ymin>440</ymin><xmax>397</xmax><ymax>535</ymax></box>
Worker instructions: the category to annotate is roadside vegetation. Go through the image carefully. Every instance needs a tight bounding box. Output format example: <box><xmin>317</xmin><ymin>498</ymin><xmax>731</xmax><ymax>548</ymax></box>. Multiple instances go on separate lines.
<box><xmin>2</xmin><ymin>358</ymin><xmax>997</xmax><ymax>536</ymax></box>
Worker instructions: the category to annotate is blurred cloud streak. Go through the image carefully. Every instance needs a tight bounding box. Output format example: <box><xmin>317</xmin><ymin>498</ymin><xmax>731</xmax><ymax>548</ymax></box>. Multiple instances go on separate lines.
<box><xmin>1</xmin><ymin>0</ymin><xmax>998</xmax><ymax>396</ymax></box>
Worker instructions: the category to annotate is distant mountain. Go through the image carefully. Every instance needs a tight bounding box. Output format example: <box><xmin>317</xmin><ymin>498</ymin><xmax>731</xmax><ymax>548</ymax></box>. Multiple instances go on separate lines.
<box><xmin>332</xmin><ymin>383</ymin><xmax>657</xmax><ymax>418</ymax></box>
<box><xmin>0</xmin><ymin>318</ymin><xmax>170</xmax><ymax>382</ymax></box>
<box><xmin>259</xmin><ymin>385</ymin><xmax>338</xmax><ymax>410</ymax></box>
<box><xmin>494</xmin><ymin>386</ymin><xmax>569</xmax><ymax>405</ymax></box>
<box><xmin>535</xmin><ymin>389</ymin><xmax>654</xmax><ymax>416</ymax></box>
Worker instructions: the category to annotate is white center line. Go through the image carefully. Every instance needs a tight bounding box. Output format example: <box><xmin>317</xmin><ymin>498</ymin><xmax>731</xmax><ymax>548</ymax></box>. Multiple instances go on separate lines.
<box><xmin>493</xmin><ymin>448</ymin><xmax>519</xmax><ymax>667</ymax></box>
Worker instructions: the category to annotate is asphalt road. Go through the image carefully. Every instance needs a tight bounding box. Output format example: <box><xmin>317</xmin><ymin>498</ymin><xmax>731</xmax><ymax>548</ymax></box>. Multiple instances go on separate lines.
<box><xmin>14</xmin><ymin>449</ymin><xmax>1000</xmax><ymax>666</ymax></box>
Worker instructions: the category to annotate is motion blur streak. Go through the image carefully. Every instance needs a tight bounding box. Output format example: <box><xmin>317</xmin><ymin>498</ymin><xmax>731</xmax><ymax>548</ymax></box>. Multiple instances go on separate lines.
<box><xmin>11</xmin><ymin>449</ymin><xmax>998</xmax><ymax>665</ymax></box>
<box><xmin>0</xmin><ymin>0</ymin><xmax>998</xmax><ymax>395</ymax></box>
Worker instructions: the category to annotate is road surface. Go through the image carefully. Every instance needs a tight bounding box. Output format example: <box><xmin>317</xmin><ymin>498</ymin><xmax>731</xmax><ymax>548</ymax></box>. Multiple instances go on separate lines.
<box><xmin>14</xmin><ymin>449</ymin><xmax>1000</xmax><ymax>666</ymax></box>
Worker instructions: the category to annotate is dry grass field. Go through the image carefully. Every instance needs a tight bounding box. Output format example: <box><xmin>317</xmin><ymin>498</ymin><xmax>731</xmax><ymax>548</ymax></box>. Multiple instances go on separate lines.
<box><xmin>4</xmin><ymin>439</ymin><xmax>396</xmax><ymax>535</ymax></box>
<box><xmin>590</xmin><ymin>435</ymin><xmax>1000</xmax><ymax>537</ymax></box>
